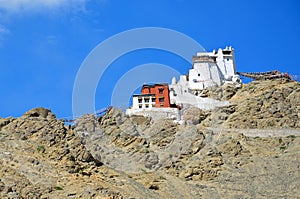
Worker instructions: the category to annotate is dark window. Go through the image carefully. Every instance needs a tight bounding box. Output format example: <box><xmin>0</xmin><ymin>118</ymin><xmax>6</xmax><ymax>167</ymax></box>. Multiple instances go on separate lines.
<box><xmin>139</xmin><ymin>105</ymin><xmax>142</xmax><ymax>108</ymax></box>
<box><xmin>145</xmin><ymin>104</ymin><xmax>149</xmax><ymax>108</ymax></box>
<box><xmin>160</xmin><ymin>104</ymin><xmax>164</xmax><ymax>107</ymax></box>
<box><xmin>223</xmin><ymin>51</ymin><xmax>231</xmax><ymax>55</ymax></box>
<box><xmin>159</xmin><ymin>97</ymin><xmax>164</xmax><ymax>102</ymax></box>
<box><xmin>138</xmin><ymin>99</ymin><xmax>142</xmax><ymax>103</ymax></box>
<box><xmin>198</xmin><ymin>73</ymin><xmax>200</xmax><ymax>76</ymax></box>
<box><xmin>158</xmin><ymin>88</ymin><xmax>164</xmax><ymax>94</ymax></box>
<box><xmin>144</xmin><ymin>98</ymin><xmax>149</xmax><ymax>103</ymax></box>
<box><xmin>152</xmin><ymin>98</ymin><xmax>156</xmax><ymax>102</ymax></box>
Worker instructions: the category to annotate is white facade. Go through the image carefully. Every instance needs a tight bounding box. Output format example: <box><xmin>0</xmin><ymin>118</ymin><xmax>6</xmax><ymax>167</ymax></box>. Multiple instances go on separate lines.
<box><xmin>126</xmin><ymin>46</ymin><xmax>241</xmax><ymax>121</ymax></box>
<box><xmin>131</xmin><ymin>94</ymin><xmax>156</xmax><ymax>109</ymax></box>
<box><xmin>188</xmin><ymin>62</ymin><xmax>222</xmax><ymax>90</ymax></box>
<box><xmin>169</xmin><ymin>75</ymin><xmax>189</xmax><ymax>105</ymax></box>
<box><xmin>128</xmin><ymin>94</ymin><xmax>180</xmax><ymax>121</ymax></box>
<box><xmin>169</xmin><ymin>77</ymin><xmax>229</xmax><ymax>110</ymax></box>
<box><xmin>169</xmin><ymin>46</ymin><xmax>241</xmax><ymax>110</ymax></box>
<box><xmin>188</xmin><ymin>46</ymin><xmax>239</xmax><ymax>90</ymax></box>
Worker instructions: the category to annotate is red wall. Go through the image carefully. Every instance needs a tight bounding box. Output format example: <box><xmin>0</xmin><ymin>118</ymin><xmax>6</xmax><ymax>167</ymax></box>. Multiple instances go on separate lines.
<box><xmin>141</xmin><ymin>84</ymin><xmax>170</xmax><ymax>108</ymax></box>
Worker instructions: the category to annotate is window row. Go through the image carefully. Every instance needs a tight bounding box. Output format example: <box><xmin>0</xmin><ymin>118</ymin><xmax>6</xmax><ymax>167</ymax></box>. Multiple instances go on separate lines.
<box><xmin>138</xmin><ymin>97</ymin><xmax>164</xmax><ymax>103</ymax></box>
<box><xmin>138</xmin><ymin>104</ymin><xmax>165</xmax><ymax>108</ymax></box>
<box><xmin>138</xmin><ymin>98</ymin><xmax>156</xmax><ymax>103</ymax></box>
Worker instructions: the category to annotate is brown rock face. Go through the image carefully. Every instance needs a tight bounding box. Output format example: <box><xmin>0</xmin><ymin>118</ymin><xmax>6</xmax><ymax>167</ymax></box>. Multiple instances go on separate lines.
<box><xmin>0</xmin><ymin>79</ymin><xmax>299</xmax><ymax>198</ymax></box>
<box><xmin>226</xmin><ymin>79</ymin><xmax>300</xmax><ymax>129</ymax></box>
<box><xmin>183</xmin><ymin>107</ymin><xmax>208</xmax><ymax>125</ymax></box>
<box><xmin>0</xmin><ymin>108</ymin><xmax>103</xmax><ymax>198</ymax></box>
<box><xmin>202</xmin><ymin>79</ymin><xmax>300</xmax><ymax>129</ymax></box>
<box><xmin>23</xmin><ymin>107</ymin><xmax>54</xmax><ymax>119</ymax></box>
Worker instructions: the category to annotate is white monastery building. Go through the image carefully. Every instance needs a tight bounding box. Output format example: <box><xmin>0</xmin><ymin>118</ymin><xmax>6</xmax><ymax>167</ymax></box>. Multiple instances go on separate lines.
<box><xmin>126</xmin><ymin>46</ymin><xmax>242</xmax><ymax>121</ymax></box>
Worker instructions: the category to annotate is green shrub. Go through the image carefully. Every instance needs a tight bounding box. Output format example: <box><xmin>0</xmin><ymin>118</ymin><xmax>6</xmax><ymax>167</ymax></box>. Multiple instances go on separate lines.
<box><xmin>37</xmin><ymin>145</ymin><xmax>45</xmax><ymax>153</ymax></box>
<box><xmin>54</xmin><ymin>186</ymin><xmax>63</xmax><ymax>190</ymax></box>
<box><xmin>280</xmin><ymin>146</ymin><xmax>286</xmax><ymax>150</ymax></box>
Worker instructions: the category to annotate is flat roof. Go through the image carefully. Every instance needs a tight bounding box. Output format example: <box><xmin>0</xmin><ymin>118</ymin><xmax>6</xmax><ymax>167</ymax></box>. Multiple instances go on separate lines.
<box><xmin>133</xmin><ymin>94</ymin><xmax>156</xmax><ymax>97</ymax></box>
<box><xmin>142</xmin><ymin>83</ymin><xmax>168</xmax><ymax>88</ymax></box>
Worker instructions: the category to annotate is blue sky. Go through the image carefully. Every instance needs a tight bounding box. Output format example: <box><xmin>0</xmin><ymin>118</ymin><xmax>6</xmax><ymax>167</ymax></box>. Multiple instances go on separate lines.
<box><xmin>0</xmin><ymin>0</ymin><xmax>299</xmax><ymax>118</ymax></box>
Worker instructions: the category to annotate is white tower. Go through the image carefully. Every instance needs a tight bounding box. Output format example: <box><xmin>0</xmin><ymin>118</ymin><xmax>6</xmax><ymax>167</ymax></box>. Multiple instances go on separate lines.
<box><xmin>188</xmin><ymin>46</ymin><xmax>238</xmax><ymax>90</ymax></box>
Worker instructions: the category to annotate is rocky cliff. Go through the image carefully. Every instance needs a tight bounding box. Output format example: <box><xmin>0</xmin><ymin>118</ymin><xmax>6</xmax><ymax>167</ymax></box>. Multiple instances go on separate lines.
<box><xmin>0</xmin><ymin>79</ymin><xmax>299</xmax><ymax>198</ymax></box>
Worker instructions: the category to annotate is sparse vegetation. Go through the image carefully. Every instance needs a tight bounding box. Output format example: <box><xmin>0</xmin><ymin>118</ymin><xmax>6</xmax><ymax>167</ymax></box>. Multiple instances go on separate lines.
<box><xmin>0</xmin><ymin>78</ymin><xmax>300</xmax><ymax>198</ymax></box>
<box><xmin>54</xmin><ymin>186</ymin><xmax>63</xmax><ymax>191</ymax></box>
<box><xmin>280</xmin><ymin>146</ymin><xmax>286</xmax><ymax>150</ymax></box>
<box><xmin>288</xmin><ymin>135</ymin><xmax>296</xmax><ymax>139</ymax></box>
<box><xmin>36</xmin><ymin>145</ymin><xmax>45</xmax><ymax>153</ymax></box>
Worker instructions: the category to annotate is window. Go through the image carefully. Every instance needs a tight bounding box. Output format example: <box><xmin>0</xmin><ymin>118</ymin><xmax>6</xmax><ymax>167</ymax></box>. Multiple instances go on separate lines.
<box><xmin>144</xmin><ymin>98</ymin><xmax>149</xmax><ymax>103</ymax></box>
<box><xmin>227</xmin><ymin>58</ymin><xmax>229</xmax><ymax>61</ymax></box>
<box><xmin>152</xmin><ymin>104</ymin><xmax>155</xmax><ymax>107</ymax></box>
<box><xmin>145</xmin><ymin>104</ymin><xmax>149</xmax><ymax>108</ymax></box>
<box><xmin>158</xmin><ymin>88</ymin><xmax>164</xmax><ymax>94</ymax></box>
<box><xmin>198</xmin><ymin>73</ymin><xmax>200</xmax><ymax>76</ymax></box>
<box><xmin>159</xmin><ymin>97</ymin><xmax>164</xmax><ymax>102</ymax></box>
<box><xmin>160</xmin><ymin>104</ymin><xmax>164</xmax><ymax>107</ymax></box>
<box><xmin>152</xmin><ymin>98</ymin><xmax>156</xmax><ymax>102</ymax></box>
<box><xmin>138</xmin><ymin>99</ymin><xmax>142</xmax><ymax>103</ymax></box>
<box><xmin>139</xmin><ymin>105</ymin><xmax>142</xmax><ymax>108</ymax></box>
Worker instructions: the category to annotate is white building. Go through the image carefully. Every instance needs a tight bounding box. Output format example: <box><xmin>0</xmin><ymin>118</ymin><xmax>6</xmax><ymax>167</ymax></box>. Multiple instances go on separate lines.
<box><xmin>188</xmin><ymin>46</ymin><xmax>239</xmax><ymax>90</ymax></box>
<box><xmin>169</xmin><ymin>46</ymin><xmax>241</xmax><ymax>109</ymax></box>
<box><xmin>127</xmin><ymin>46</ymin><xmax>241</xmax><ymax>121</ymax></box>
<box><xmin>169</xmin><ymin>76</ymin><xmax>229</xmax><ymax>111</ymax></box>
<box><xmin>131</xmin><ymin>94</ymin><xmax>156</xmax><ymax>109</ymax></box>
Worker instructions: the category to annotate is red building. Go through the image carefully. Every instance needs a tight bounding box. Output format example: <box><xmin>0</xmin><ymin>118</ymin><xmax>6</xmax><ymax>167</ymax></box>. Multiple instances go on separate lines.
<box><xmin>141</xmin><ymin>84</ymin><xmax>170</xmax><ymax>108</ymax></box>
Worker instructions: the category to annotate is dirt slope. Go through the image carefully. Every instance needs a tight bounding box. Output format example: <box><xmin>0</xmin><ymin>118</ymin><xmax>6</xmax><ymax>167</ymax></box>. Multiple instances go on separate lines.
<box><xmin>0</xmin><ymin>79</ymin><xmax>299</xmax><ymax>198</ymax></box>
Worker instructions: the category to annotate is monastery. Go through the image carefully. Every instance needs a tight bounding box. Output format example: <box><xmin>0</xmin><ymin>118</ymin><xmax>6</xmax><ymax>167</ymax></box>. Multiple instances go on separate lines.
<box><xmin>126</xmin><ymin>46</ymin><xmax>242</xmax><ymax>121</ymax></box>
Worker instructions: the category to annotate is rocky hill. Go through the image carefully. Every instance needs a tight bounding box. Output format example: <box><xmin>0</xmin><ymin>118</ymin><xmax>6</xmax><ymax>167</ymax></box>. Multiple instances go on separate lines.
<box><xmin>202</xmin><ymin>78</ymin><xmax>300</xmax><ymax>129</ymax></box>
<box><xmin>0</xmin><ymin>79</ymin><xmax>299</xmax><ymax>198</ymax></box>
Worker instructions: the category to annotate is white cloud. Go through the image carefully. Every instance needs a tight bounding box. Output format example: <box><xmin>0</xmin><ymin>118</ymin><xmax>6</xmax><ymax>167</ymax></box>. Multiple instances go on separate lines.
<box><xmin>0</xmin><ymin>24</ymin><xmax>9</xmax><ymax>45</ymax></box>
<box><xmin>0</xmin><ymin>24</ymin><xmax>9</xmax><ymax>34</ymax></box>
<box><xmin>0</xmin><ymin>0</ymin><xmax>88</xmax><ymax>13</ymax></box>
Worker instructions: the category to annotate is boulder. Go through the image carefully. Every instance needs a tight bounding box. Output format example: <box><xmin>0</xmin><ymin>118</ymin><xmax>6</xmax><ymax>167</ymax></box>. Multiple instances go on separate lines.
<box><xmin>22</xmin><ymin>107</ymin><xmax>55</xmax><ymax>119</ymax></box>
<box><xmin>183</xmin><ymin>107</ymin><xmax>208</xmax><ymax>125</ymax></box>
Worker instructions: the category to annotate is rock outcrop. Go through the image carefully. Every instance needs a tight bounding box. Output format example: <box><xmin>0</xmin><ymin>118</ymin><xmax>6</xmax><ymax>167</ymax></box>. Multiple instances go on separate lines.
<box><xmin>183</xmin><ymin>107</ymin><xmax>208</xmax><ymax>125</ymax></box>
<box><xmin>0</xmin><ymin>79</ymin><xmax>300</xmax><ymax>198</ymax></box>
<box><xmin>225</xmin><ymin>79</ymin><xmax>300</xmax><ymax>129</ymax></box>
<box><xmin>201</xmin><ymin>79</ymin><xmax>300</xmax><ymax>129</ymax></box>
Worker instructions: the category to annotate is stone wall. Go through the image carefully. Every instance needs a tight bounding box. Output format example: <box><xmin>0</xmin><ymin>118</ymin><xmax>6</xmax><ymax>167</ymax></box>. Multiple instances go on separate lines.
<box><xmin>126</xmin><ymin>107</ymin><xmax>180</xmax><ymax>121</ymax></box>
